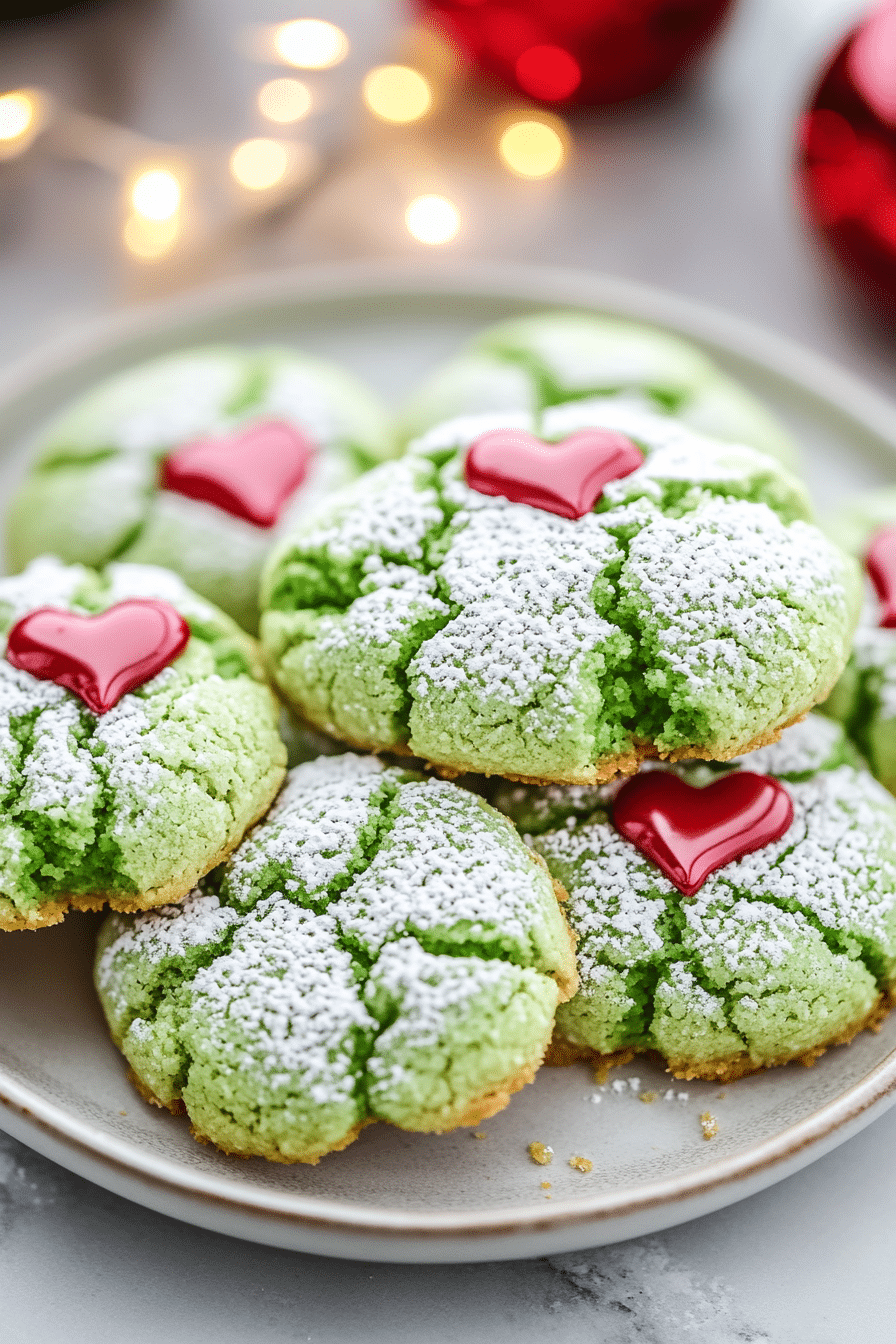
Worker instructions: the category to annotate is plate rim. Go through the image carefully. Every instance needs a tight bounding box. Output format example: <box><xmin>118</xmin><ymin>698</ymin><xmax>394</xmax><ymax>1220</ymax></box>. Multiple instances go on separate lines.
<box><xmin>2</xmin><ymin>258</ymin><xmax>896</xmax><ymax>1247</ymax></box>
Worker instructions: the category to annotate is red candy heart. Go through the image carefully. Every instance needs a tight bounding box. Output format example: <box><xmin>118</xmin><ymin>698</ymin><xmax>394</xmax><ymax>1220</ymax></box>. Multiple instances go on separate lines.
<box><xmin>866</xmin><ymin>524</ymin><xmax>896</xmax><ymax>627</ymax></box>
<box><xmin>464</xmin><ymin>428</ymin><xmax>644</xmax><ymax>519</ymax></box>
<box><xmin>613</xmin><ymin>771</ymin><xmax>794</xmax><ymax>897</ymax></box>
<box><xmin>6</xmin><ymin>600</ymin><xmax>190</xmax><ymax>715</ymax></box>
<box><xmin>161</xmin><ymin>419</ymin><xmax>315</xmax><ymax>528</ymax></box>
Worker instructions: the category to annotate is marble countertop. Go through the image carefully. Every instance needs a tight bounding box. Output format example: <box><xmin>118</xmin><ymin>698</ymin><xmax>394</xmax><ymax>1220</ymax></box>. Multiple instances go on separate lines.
<box><xmin>0</xmin><ymin>0</ymin><xmax>893</xmax><ymax>1339</ymax></box>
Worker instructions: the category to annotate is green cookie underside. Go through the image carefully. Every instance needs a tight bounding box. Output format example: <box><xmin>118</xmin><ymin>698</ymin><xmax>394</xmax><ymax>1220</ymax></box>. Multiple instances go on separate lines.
<box><xmin>95</xmin><ymin>756</ymin><xmax>574</xmax><ymax>1162</ymax></box>
<box><xmin>398</xmin><ymin>312</ymin><xmax>797</xmax><ymax>468</ymax></box>
<box><xmin>0</xmin><ymin>558</ymin><xmax>285</xmax><ymax>925</ymax></box>
<box><xmin>520</xmin><ymin>717</ymin><xmax>896</xmax><ymax>1075</ymax></box>
<box><xmin>7</xmin><ymin>347</ymin><xmax>395</xmax><ymax>632</ymax></box>
<box><xmin>260</xmin><ymin>416</ymin><xmax>859</xmax><ymax>785</ymax></box>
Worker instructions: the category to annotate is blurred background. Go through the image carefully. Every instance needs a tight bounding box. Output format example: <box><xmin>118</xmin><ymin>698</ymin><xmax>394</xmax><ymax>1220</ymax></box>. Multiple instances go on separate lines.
<box><xmin>0</xmin><ymin>0</ymin><xmax>892</xmax><ymax>396</ymax></box>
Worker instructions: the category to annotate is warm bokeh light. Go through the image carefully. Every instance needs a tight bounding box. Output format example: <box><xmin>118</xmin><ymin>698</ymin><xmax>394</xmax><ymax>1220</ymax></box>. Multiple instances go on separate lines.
<box><xmin>362</xmin><ymin>65</ymin><xmax>432</xmax><ymax>123</ymax></box>
<box><xmin>405</xmin><ymin>194</ymin><xmax>460</xmax><ymax>245</ymax></box>
<box><xmin>257</xmin><ymin>77</ymin><xmax>312</xmax><ymax>123</ymax></box>
<box><xmin>499</xmin><ymin>118</ymin><xmax>565</xmax><ymax>178</ymax></box>
<box><xmin>130</xmin><ymin>169</ymin><xmax>181</xmax><ymax>221</ymax></box>
<box><xmin>122</xmin><ymin>213</ymin><xmax>179</xmax><ymax>260</ymax></box>
<box><xmin>274</xmin><ymin>19</ymin><xmax>348</xmax><ymax>69</ymax></box>
<box><xmin>515</xmin><ymin>45</ymin><xmax>582</xmax><ymax>102</ymax></box>
<box><xmin>230</xmin><ymin>138</ymin><xmax>289</xmax><ymax>190</ymax></box>
<box><xmin>0</xmin><ymin>90</ymin><xmax>34</xmax><ymax>142</ymax></box>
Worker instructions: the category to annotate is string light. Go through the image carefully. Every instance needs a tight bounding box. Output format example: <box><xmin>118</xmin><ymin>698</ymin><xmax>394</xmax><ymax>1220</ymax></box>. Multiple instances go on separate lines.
<box><xmin>0</xmin><ymin>90</ymin><xmax>33</xmax><ymax>142</ymax></box>
<box><xmin>122</xmin><ymin>213</ymin><xmax>179</xmax><ymax>260</ymax></box>
<box><xmin>499</xmin><ymin>118</ymin><xmax>566</xmax><ymax>178</ymax></box>
<box><xmin>0</xmin><ymin>89</ymin><xmax>43</xmax><ymax>160</ymax></box>
<box><xmin>273</xmin><ymin>19</ymin><xmax>348</xmax><ymax>70</ymax></box>
<box><xmin>363</xmin><ymin>65</ymin><xmax>432</xmax><ymax>123</ymax></box>
<box><xmin>230</xmin><ymin>138</ymin><xmax>289</xmax><ymax>190</ymax></box>
<box><xmin>130</xmin><ymin>168</ymin><xmax>181</xmax><ymax>221</ymax></box>
<box><xmin>405</xmin><ymin>194</ymin><xmax>460</xmax><ymax>245</ymax></box>
<box><xmin>257</xmin><ymin>77</ymin><xmax>312</xmax><ymax>124</ymax></box>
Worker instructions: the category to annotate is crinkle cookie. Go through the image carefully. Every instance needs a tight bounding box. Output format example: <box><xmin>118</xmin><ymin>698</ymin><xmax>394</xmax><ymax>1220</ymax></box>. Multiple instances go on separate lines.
<box><xmin>7</xmin><ymin>346</ymin><xmax>394</xmax><ymax>632</ymax></box>
<box><xmin>0</xmin><ymin>557</ymin><xmax>285</xmax><ymax>930</ymax></box>
<box><xmin>260</xmin><ymin>403</ymin><xmax>859</xmax><ymax>786</ymax></box>
<box><xmin>822</xmin><ymin>488</ymin><xmax>896</xmax><ymax>793</ymax></box>
<box><xmin>498</xmin><ymin>715</ymin><xmax>896</xmax><ymax>1080</ymax></box>
<box><xmin>398</xmin><ymin>311</ymin><xmax>797</xmax><ymax>467</ymax></box>
<box><xmin>95</xmin><ymin>754</ymin><xmax>576</xmax><ymax>1164</ymax></box>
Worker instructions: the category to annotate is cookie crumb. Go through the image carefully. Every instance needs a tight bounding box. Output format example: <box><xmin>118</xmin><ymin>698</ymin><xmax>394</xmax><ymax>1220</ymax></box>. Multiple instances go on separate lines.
<box><xmin>528</xmin><ymin>1141</ymin><xmax>554</xmax><ymax>1166</ymax></box>
<box><xmin>119</xmin><ymin>1111</ymin><xmax>128</xmax><ymax>1116</ymax></box>
<box><xmin>639</xmin><ymin>1091</ymin><xmax>657</xmax><ymax>1104</ymax></box>
<box><xmin>569</xmin><ymin>1155</ymin><xmax>593</xmax><ymax>1173</ymax></box>
<box><xmin>700</xmin><ymin>1111</ymin><xmax>719</xmax><ymax>1140</ymax></box>
<box><xmin>540</xmin><ymin>1181</ymin><xmax>551</xmax><ymax>1190</ymax></box>
<box><xmin>472</xmin><ymin>1131</ymin><xmax>486</xmax><ymax>1140</ymax></box>
<box><xmin>717</xmin><ymin>1091</ymin><xmax>726</xmax><ymax>1100</ymax></box>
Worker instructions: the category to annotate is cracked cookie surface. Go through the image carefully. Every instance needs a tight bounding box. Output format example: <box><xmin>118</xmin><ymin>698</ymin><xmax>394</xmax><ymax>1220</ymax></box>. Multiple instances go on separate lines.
<box><xmin>7</xmin><ymin>346</ymin><xmax>394</xmax><ymax>631</ymax></box>
<box><xmin>499</xmin><ymin>716</ymin><xmax>896</xmax><ymax>1079</ymax></box>
<box><xmin>95</xmin><ymin>754</ymin><xmax>576</xmax><ymax>1163</ymax></box>
<box><xmin>0</xmin><ymin>557</ymin><xmax>285</xmax><ymax>929</ymax></box>
<box><xmin>398</xmin><ymin>311</ymin><xmax>798</xmax><ymax>467</ymax></box>
<box><xmin>261</xmin><ymin>406</ymin><xmax>859</xmax><ymax>785</ymax></box>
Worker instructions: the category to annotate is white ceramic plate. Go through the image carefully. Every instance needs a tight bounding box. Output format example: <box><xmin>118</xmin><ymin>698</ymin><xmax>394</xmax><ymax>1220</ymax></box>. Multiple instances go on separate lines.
<box><xmin>1</xmin><ymin>262</ymin><xmax>896</xmax><ymax>1265</ymax></box>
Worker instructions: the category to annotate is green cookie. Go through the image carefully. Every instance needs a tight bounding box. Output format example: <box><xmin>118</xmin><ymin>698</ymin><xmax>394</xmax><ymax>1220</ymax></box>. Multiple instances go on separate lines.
<box><xmin>399</xmin><ymin>311</ymin><xmax>797</xmax><ymax>467</ymax></box>
<box><xmin>0</xmin><ymin>557</ymin><xmax>285</xmax><ymax>930</ymax></box>
<box><xmin>261</xmin><ymin>405</ymin><xmax>858</xmax><ymax>785</ymax></box>
<box><xmin>822</xmin><ymin>488</ymin><xmax>896</xmax><ymax>793</ymax></box>
<box><xmin>500</xmin><ymin>715</ymin><xmax>896</xmax><ymax>1079</ymax></box>
<box><xmin>95</xmin><ymin>754</ymin><xmax>576</xmax><ymax>1164</ymax></box>
<box><xmin>8</xmin><ymin>347</ymin><xmax>395</xmax><ymax>632</ymax></box>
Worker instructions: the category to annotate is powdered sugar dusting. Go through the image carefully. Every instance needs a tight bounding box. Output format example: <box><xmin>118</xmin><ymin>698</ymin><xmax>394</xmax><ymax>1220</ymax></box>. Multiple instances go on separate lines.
<box><xmin>223</xmin><ymin>753</ymin><xmax>388</xmax><ymax>906</ymax></box>
<box><xmin>185</xmin><ymin>899</ymin><xmax>372</xmax><ymax>1102</ymax></box>
<box><xmin>731</xmin><ymin>714</ymin><xmax>844</xmax><ymax>777</ymax></box>
<box><xmin>335</xmin><ymin>778</ymin><xmax>556</xmax><ymax>957</ymax></box>
<box><xmin>0</xmin><ymin>557</ymin><xmax>89</xmax><ymax>630</ymax></box>
<box><xmin>267</xmin><ymin>406</ymin><xmax>855</xmax><ymax>779</ymax></box>
<box><xmin>535</xmin><ymin>742</ymin><xmax>896</xmax><ymax>1053</ymax></box>
<box><xmin>0</xmin><ymin>558</ymin><xmax>281</xmax><ymax>916</ymax></box>
<box><xmin>99</xmin><ymin>756</ymin><xmax>571</xmax><ymax>1121</ymax></box>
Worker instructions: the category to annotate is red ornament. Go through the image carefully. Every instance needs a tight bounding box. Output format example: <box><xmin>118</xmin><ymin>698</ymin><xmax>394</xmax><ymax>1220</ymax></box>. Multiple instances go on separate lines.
<box><xmin>161</xmin><ymin>420</ymin><xmax>315</xmax><ymax>529</ymax></box>
<box><xmin>613</xmin><ymin>770</ymin><xmax>794</xmax><ymax>897</ymax></box>
<box><xmin>465</xmin><ymin>427</ymin><xmax>644</xmax><ymax>518</ymax></box>
<box><xmin>866</xmin><ymin>524</ymin><xmax>896</xmax><ymax>626</ymax></box>
<box><xmin>414</xmin><ymin>0</ymin><xmax>735</xmax><ymax>106</ymax></box>
<box><xmin>6</xmin><ymin>600</ymin><xmax>190</xmax><ymax>715</ymax></box>
<box><xmin>798</xmin><ymin>1</ymin><xmax>896</xmax><ymax>319</ymax></box>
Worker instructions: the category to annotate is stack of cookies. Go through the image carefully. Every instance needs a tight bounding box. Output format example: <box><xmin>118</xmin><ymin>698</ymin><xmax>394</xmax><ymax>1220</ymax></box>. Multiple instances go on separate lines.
<box><xmin>5</xmin><ymin>314</ymin><xmax>896</xmax><ymax>1166</ymax></box>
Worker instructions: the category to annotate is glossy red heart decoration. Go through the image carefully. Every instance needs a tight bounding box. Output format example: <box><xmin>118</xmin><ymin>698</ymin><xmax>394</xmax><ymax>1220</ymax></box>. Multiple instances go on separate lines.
<box><xmin>866</xmin><ymin>524</ymin><xmax>896</xmax><ymax>627</ymax></box>
<box><xmin>6</xmin><ymin>599</ymin><xmax>190</xmax><ymax>714</ymax></box>
<box><xmin>465</xmin><ymin>428</ymin><xmax>644</xmax><ymax>519</ymax></box>
<box><xmin>613</xmin><ymin>771</ymin><xmax>794</xmax><ymax>897</ymax></box>
<box><xmin>161</xmin><ymin>419</ymin><xmax>315</xmax><ymax>528</ymax></box>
